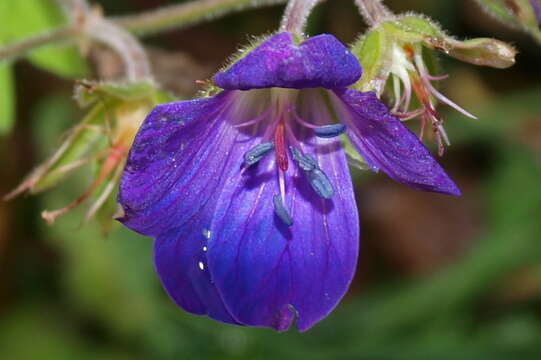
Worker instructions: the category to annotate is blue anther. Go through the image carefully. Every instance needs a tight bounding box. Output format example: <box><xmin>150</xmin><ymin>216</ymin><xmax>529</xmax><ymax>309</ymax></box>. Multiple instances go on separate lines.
<box><xmin>290</xmin><ymin>147</ymin><xmax>316</xmax><ymax>171</ymax></box>
<box><xmin>308</xmin><ymin>168</ymin><xmax>335</xmax><ymax>199</ymax></box>
<box><xmin>314</xmin><ymin>124</ymin><xmax>347</xmax><ymax>138</ymax></box>
<box><xmin>273</xmin><ymin>194</ymin><xmax>293</xmax><ymax>227</ymax></box>
<box><xmin>290</xmin><ymin>147</ymin><xmax>336</xmax><ymax>199</ymax></box>
<box><xmin>244</xmin><ymin>142</ymin><xmax>274</xmax><ymax>166</ymax></box>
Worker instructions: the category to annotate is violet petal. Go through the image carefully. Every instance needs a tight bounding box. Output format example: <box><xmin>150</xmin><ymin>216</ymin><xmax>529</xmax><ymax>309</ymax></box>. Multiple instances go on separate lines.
<box><xmin>214</xmin><ymin>32</ymin><xmax>362</xmax><ymax>90</ymax></box>
<box><xmin>206</xmin><ymin>136</ymin><xmax>359</xmax><ymax>331</ymax></box>
<box><xmin>333</xmin><ymin>88</ymin><xmax>461</xmax><ymax>196</ymax></box>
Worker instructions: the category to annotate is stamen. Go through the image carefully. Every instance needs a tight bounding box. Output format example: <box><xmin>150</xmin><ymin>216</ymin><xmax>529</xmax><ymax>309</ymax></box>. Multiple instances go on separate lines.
<box><xmin>414</xmin><ymin>51</ymin><xmax>477</xmax><ymax>119</ymax></box>
<box><xmin>313</xmin><ymin>124</ymin><xmax>347</xmax><ymax>138</ymax></box>
<box><xmin>273</xmin><ymin>194</ymin><xmax>293</xmax><ymax>226</ymax></box>
<box><xmin>423</xmin><ymin>79</ymin><xmax>477</xmax><ymax>119</ymax></box>
<box><xmin>308</xmin><ymin>169</ymin><xmax>335</xmax><ymax>199</ymax></box>
<box><xmin>293</xmin><ymin>112</ymin><xmax>319</xmax><ymax>129</ymax></box>
<box><xmin>290</xmin><ymin>147</ymin><xmax>335</xmax><ymax>199</ymax></box>
<box><xmin>396</xmin><ymin>108</ymin><xmax>425</xmax><ymax>121</ymax></box>
<box><xmin>290</xmin><ymin>147</ymin><xmax>316</xmax><ymax>171</ymax></box>
<box><xmin>392</xmin><ymin>75</ymin><xmax>402</xmax><ymax>112</ymax></box>
<box><xmin>425</xmin><ymin>74</ymin><xmax>449</xmax><ymax>81</ymax></box>
<box><xmin>243</xmin><ymin>142</ymin><xmax>274</xmax><ymax>166</ymax></box>
<box><xmin>274</xmin><ymin>121</ymin><xmax>288</xmax><ymax>171</ymax></box>
<box><xmin>234</xmin><ymin>109</ymin><xmax>270</xmax><ymax>128</ymax></box>
<box><xmin>293</xmin><ymin>111</ymin><xmax>347</xmax><ymax>138</ymax></box>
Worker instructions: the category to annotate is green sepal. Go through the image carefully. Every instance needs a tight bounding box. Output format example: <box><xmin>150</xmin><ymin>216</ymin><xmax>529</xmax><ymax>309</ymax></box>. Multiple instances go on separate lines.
<box><xmin>74</xmin><ymin>80</ymin><xmax>159</xmax><ymax>107</ymax></box>
<box><xmin>447</xmin><ymin>38</ymin><xmax>517</xmax><ymax>69</ymax></box>
<box><xmin>381</xmin><ymin>16</ymin><xmax>443</xmax><ymax>45</ymax></box>
<box><xmin>350</xmin><ymin>28</ymin><xmax>389</xmax><ymax>92</ymax></box>
<box><xmin>31</xmin><ymin>102</ymin><xmax>110</xmax><ymax>193</ymax></box>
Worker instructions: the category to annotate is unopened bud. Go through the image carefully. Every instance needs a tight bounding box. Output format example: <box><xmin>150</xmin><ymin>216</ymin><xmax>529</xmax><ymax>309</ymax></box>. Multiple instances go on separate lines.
<box><xmin>446</xmin><ymin>38</ymin><xmax>517</xmax><ymax>69</ymax></box>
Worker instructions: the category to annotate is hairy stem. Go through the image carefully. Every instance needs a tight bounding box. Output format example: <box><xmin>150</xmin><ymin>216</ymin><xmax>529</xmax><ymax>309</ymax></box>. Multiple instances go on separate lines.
<box><xmin>83</xmin><ymin>12</ymin><xmax>152</xmax><ymax>81</ymax></box>
<box><xmin>279</xmin><ymin>0</ymin><xmax>322</xmax><ymax>34</ymax></box>
<box><xmin>114</xmin><ymin>0</ymin><xmax>288</xmax><ymax>35</ymax></box>
<box><xmin>0</xmin><ymin>26</ymin><xmax>76</xmax><ymax>62</ymax></box>
<box><xmin>354</xmin><ymin>0</ymin><xmax>393</xmax><ymax>26</ymax></box>
<box><xmin>1</xmin><ymin>0</ymin><xmax>290</xmax><ymax>78</ymax></box>
<box><xmin>0</xmin><ymin>1</ymin><xmax>152</xmax><ymax>81</ymax></box>
<box><xmin>56</xmin><ymin>0</ymin><xmax>91</xmax><ymax>18</ymax></box>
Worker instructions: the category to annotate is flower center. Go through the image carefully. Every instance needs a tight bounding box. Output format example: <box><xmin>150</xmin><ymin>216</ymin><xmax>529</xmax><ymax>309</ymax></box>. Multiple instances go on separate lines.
<box><xmin>236</xmin><ymin>89</ymin><xmax>346</xmax><ymax>227</ymax></box>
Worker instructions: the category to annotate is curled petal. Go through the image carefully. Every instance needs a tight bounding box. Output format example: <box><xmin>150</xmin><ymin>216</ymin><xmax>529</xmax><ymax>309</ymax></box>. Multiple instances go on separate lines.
<box><xmin>215</xmin><ymin>32</ymin><xmax>362</xmax><ymax>90</ymax></box>
<box><xmin>333</xmin><ymin>88</ymin><xmax>460</xmax><ymax>196</ymax></box>
<box><xmin>206</xmin><ymin>136</ymin><xmax>359</xmax><ymax>331</ymax></box>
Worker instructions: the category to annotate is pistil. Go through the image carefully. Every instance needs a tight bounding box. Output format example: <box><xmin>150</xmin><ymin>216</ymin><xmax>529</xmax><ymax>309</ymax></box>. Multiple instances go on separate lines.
<box><xmin>274</xmin><ymin>120</ymin><xmax>289</xmax><ymax>171</ymax></box>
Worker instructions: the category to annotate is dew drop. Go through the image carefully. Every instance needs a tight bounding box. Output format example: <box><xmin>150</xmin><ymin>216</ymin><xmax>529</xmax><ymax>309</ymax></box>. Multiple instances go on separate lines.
<box><xmin>198</xmin><ymin>261</ymin><xmax>205</xmax><ymax>271</ymax></box>
<box><xmin>202</xmin><ymin>246</ymin><xmax>208</xmax><ymax>252</ymax></box>
<box><xmin>202</xmin><ymin>229</ymin><xmax>212</xmax><ymax>239</ymax></box>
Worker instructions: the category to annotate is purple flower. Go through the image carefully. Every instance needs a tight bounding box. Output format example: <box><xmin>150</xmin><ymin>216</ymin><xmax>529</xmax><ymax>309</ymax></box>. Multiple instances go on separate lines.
<box><xmin>117</xmin><ymin>32</ymin><xmax>460</xmax><ymax>332</ymax></box>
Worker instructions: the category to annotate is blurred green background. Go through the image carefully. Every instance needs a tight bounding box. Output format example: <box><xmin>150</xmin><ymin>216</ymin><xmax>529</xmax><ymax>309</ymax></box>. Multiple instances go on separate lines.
<box><xmin>2</xmin><ymin>0</ymin><xmax>541</xmax><ymax>359</ymax></box>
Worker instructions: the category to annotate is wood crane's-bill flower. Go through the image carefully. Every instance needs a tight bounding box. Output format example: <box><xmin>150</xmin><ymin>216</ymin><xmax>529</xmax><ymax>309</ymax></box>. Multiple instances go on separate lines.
<box><xmin>117</xmin><ymin>32</ymin><xmax>459</xmax><ymax>332</ymax></box>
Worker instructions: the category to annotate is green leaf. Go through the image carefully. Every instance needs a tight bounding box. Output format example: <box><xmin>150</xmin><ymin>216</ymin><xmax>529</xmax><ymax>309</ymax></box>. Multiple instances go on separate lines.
<box><xmin>0</xmin><ymin>63</ymin><xmax>14</xmax><ymax>134</ymax></box>
<box><xmin>0</xmin><ymin>0</ymin><xmax>88</xmax><ymax>78</ymax></box>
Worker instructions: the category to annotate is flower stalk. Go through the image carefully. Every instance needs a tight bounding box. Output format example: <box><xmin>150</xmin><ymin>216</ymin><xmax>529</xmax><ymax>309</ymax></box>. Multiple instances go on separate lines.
<box><xmin>114</xmin><ymin>0</ymin><xmax>288</xmax><ymax>35</ymax></box>
<box><xmin>82</xmin><ymin>10</ymin><xmax>152</xmax><ymax>81</ymax></box>
<box><xmin>280</xmin><ymin>0</ymin><xmax>322</xmax><ymax>34</ymax></box>
<box><xmin>354</xmin><ymin>0</ymin><xmax>393</xmax><ymax>26</ymax></box>
<box><xmin>0</xmin><ymin>0</ymin><xmax>288</xmax><ymax>69</ymax></box>
<box><xmin>0</xmin><ymin>26</ymin><xmax>76</xmax><ymax>62</ymax></box>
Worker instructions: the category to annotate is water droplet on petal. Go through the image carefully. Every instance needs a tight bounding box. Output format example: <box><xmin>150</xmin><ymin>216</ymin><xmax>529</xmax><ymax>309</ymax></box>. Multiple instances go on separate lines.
<box><xmin>202</xmin><ymin>229</ymin><xmax>212</xmax><ymax>239</ymax></box>
<box><xmin>198</xmin><ymin>261</ymin><xmax>205</xmax><ymax>271</ymax></box>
